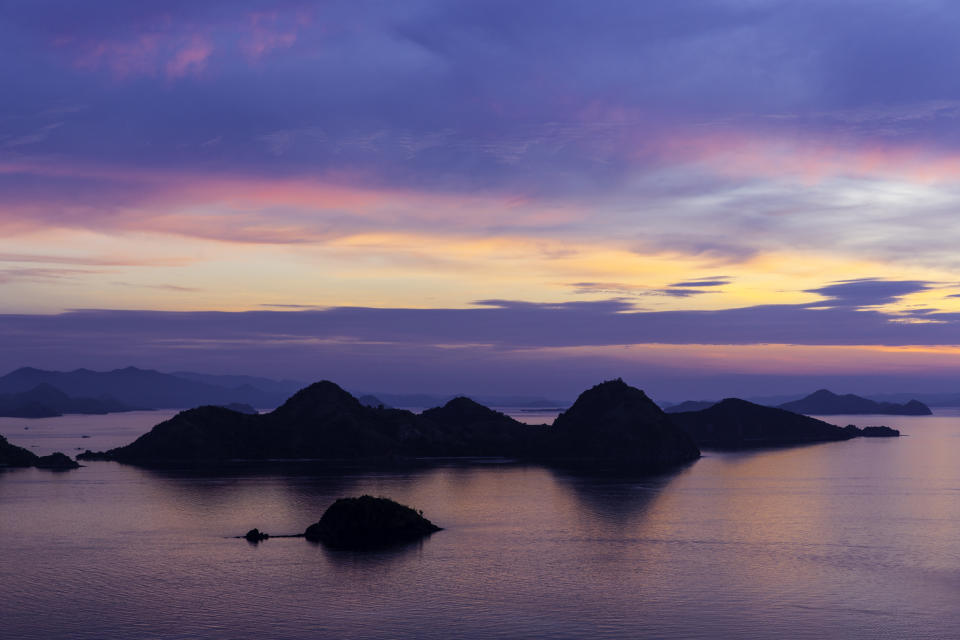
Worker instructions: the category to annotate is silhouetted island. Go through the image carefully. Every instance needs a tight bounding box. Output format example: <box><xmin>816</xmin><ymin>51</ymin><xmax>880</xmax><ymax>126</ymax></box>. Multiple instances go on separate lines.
<box><xmin>779</xmin><ymin>389</ymin><xmax>931</xmax><ymax>416</ymax></box>
<box><xmin>0</xmin><ymin>434</ymin><xmax>80</xmax><ymax>470</ymax></box>
<box><xmin>34</xmin><ymin>452</ymin><xmax>82</xmax><ymax>470</ymax></box>
<box><xmin>304</xmin><ymin>495</ymin><xmax>441</xmax><ymax>549</ymax></box>
<box><xmin>672</xmin><ymin>398</ymin><xmax>900</xmax><ymax>449</ymax></box>
<box><xmin>857</xmin><ymin>425</ymin><xmax>901</xmax><ymax>437</ymax></box>
<box><xmin>244</xmin><ymin>528</ymin><xmax>270</xmax><ymax>543</ymax></box>
<box><xmin>0</xmin><ymin>384</ymin><xmax>132</xmax><ymax>418</ymax></box>
<box><xmin>77</xmin><ymin>378</ymin><xmax>701</xmax><ymax>473</ymax></box>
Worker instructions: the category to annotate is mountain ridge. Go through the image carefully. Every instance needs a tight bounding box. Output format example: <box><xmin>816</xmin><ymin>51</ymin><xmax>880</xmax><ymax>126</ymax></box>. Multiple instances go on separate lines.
<box><xmin>80</xmin><ymin>378</ymin><xmax>700</xmax><ymax>472</ymax></box>
<box><xmin>779</xmin><ymin>389</ymin><xmax>931</xmax><ymax>415</ymax></box>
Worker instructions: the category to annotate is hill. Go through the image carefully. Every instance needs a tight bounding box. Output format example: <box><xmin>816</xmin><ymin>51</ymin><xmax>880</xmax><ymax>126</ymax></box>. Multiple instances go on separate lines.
<box><xmin>545</xmin><ymin>379</ymin><xmax>700</xmax><ymax>468</ymax></box>
<box><xmin>0</xmin><ymin>434</ymin><xmax>80</xmax><ymax>469</ymax></box>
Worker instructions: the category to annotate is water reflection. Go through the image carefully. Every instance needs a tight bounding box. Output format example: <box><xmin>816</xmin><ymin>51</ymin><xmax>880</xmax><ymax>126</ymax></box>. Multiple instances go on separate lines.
<box><xmin>547</xmin><ymin>466</ymin><xmax>684</xmax><ymax>529</ymax></box>
<box><xmin>317</xmin><ymin>537</ymin><xmax>434</xmax><ymax>575</ymax></box>
<box><xmin>7</xmin><ymin>414</ymin><xmax>960</xmax><ymax>639</ymax></box>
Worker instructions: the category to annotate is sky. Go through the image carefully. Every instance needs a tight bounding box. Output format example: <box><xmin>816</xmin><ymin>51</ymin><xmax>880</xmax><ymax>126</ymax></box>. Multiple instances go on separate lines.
<box><xmin>3</xmin><ymin>0</ymin><xmax>960</xmax><ymax>400</ymax></box>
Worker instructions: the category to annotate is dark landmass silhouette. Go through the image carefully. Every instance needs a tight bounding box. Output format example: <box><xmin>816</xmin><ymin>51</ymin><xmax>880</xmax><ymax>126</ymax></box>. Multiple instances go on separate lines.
<box><xmin>672</xmin><ymin>398</ymin><xmax>900</xmax><ymax>449</ymax></box>
<box><xmin>545</xmin><ymin>379</ymin><xmax>701</xmax><ymax>468</ymax></box>
<box><xmin>0</xmin><ymin>367</ymin><xmax>293</xmax><ymax>409</ymax></box>
<box><xmin>0</xmin><ymin>434</ymin><xmax>40</xmax><ymax>467</ymax></box>
<box><xmin>859</xmin><ymin>425</ymin><xmax>901</xmax><ymax>437</ymax></box>
<box><xmin>417</xmin><ymin>396</ymin><xmax>544</xmax><ymax>457</ymax></box>
<box><xmin>304</xmin><ymin>495</ymin><xmax>442</xmax><ymax>549</ymax></box>
<box><xmin>33</xmin><ymin>451</ymin><xmax>82</xmax><ymax>470</ymax></box>
<box><xmin>244</xmin><ymin>528</ymin><xmax>270</xmax><ymax>543</ymax></box>
<box><xmin>664</xmin><ymin>400</ymin><xmax>716</xmax><ymax>413</ymax></box>
<box><xmin>0</xmin><ymin>434</ymin><xmax>80</xmax><ymax>470</ymax></box>
<box><xmin>218</xmin><ymin>403</ymin><xmax>258</xmax><ymax>415</ymax></box>
<box><xmin>0</xmin><ymin>383</ymin><xmax>132</xmax><ymax>418</ymax></box>
<box><xmin>353</xmin><ymin>390</ymin><xmax>567</xmax><ymax>409</ymax></box>
<box><xmin>356</xmin><ymin>394</ymin><xmax>389</xmax><ymax>408</ymax></box>
<box><xmin>779</xmin><ymin>389</ymin><xmax>932</xmax><ymax>415</ymax></box>
<box><xmin>78</xmin><ymin>378</ymin><xmax>700</xmax><ymax>473</ymax></box>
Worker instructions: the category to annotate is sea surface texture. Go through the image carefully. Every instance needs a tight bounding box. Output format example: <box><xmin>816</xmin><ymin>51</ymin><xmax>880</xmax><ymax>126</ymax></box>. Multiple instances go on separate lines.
<box><xmin>2</xmin><ymin>411</ymin><xmax>959</xmax><ymax>639</ymax></box>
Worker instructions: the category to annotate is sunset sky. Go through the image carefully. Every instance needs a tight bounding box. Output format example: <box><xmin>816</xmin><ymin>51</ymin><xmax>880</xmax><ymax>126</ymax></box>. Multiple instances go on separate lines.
<box><xmin>3</xmin><ymin>1</ymin><xmax>960</xmax><ymax>399</ymax></box>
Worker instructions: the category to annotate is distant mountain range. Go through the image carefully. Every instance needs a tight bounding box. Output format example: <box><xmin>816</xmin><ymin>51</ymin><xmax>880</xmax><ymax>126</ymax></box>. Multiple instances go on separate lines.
<box><xmin>0</xmin><ymin>383</ymin><xmax>132</xmax><ymax>418</ymax></box>
<box><xmin>779</xmin><ymin>389</ymin><xmax>931</xmax><ymax>416</ymax></box>
<box><xmin>0</xmin><ymin>367</ymin><xmax>573</xmax><ymax>419</ymax></box>
<box><xmin>0</xmin><ymin>367</ymin><xmax>298</xmax><ymax>411</ymax></box>
<box><xmin>0</xmin><ymin>366</ymin><xmax>950</xmax><ymax>421</ymax></box>
<box><xmin>349</xmin><ymin>391</ymin><xmax>568</xmax><ymax>409</ymax></box>
<box><xmin>665</xmin><ymin>389</ymin><xmax>934</xmax><ymax>416</ymax></box>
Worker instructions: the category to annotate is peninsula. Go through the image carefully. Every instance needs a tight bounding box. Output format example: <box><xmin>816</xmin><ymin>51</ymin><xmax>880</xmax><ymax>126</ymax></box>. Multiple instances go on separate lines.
<box><xmin>0</xmin><ymin>434</ymin><xmax>80</xmax><ymax>470</ymax></box>
<box><xmin>671</xmin><ymin>398</ymin><xmax>900</xmax><ymax>449</ymax></box>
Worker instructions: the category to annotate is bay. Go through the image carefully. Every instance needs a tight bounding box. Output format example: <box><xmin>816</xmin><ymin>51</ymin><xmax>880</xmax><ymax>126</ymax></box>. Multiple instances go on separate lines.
<box><xmin>2</xmin><ymin>410</ymin><xmax>959</xmax><ymax>639</ymax></box>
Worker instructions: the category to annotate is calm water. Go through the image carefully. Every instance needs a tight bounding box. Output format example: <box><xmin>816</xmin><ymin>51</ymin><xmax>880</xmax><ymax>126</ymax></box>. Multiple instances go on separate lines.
<box><xmin>2</xmin><ymin>410</ymin><xmax>960</xmax><ymax>639</ymax></box>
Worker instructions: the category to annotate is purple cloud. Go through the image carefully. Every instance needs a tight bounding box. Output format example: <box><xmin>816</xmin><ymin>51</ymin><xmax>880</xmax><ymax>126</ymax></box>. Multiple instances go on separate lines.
<box><xmin>3</xmin><ymin>292</ymin><xmax>960</xmax><ymax>398</ymax></box>
<box><xmin>668</xmin><ymin>278</ymin><xmax>730</xmax><ymax>288</ymax></box>
<box><xmin>804</xmin><ymin>278</ymin><xmax>932</xmax><ymax>308</ymax></box>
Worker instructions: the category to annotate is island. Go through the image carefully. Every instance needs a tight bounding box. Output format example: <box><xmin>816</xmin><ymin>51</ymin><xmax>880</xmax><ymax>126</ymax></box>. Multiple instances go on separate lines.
<box><xmin>0</xmin><ymin>434</ymin><xmax>80</xmax><ymax>470</ymax></box>
<box><xmin>778</xmin><ymin>389</ymin><xmax>932</xmax><ymax>415</ymax></box>
<box><xmin>78</xmin><ymin>378</ymin><xmax>701</xmax><ymax>474</ymax></box>
<box><xmin>304</xmin><ymin>495</ymin><xmax>442</xmax><ymax>549</ymax></box>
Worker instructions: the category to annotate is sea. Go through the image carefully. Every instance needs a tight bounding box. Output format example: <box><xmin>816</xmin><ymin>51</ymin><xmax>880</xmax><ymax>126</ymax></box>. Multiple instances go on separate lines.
<box><xmin>2</xmin><ymin>408</ymin><xmax>960</xmax><ymax>639</ymax></box>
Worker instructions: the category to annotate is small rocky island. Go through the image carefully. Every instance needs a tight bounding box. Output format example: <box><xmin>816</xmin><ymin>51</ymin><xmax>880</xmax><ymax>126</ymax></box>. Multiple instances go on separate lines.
<box><xmin>0</xmin><ymin>434</ymin><xmax>80</xmax><ymax>470</ymax></box>
<box><xmin>304</xmin><ymin>495</ymin><xmax>442</xmax><ymax>549</ymax></box>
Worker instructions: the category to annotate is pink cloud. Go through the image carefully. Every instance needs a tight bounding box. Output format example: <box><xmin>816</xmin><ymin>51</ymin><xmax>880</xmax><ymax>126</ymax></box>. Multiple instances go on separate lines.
<box><xmin>0</xmin><ymin>160</ymin><xmax>581</xmax><ymax>244</ymax></box>
<box><xmin>66</xmin><ymin>30</ymin><xmax>212</xmax><ymax>80</ymax></box>
<box><xmin>660</xmin><ymin>130</ymin><xmax>960</xmax><ymax>185</ymax></box>
<box><xmin>72</xmin><ymin>34</ymin><xmax>162</xmax><ymax>79</ymax></box>
<box><xmin>244</xmin><ymin>12</ymin><xmax>300</xmax><ymax>60</ymax></box>
<box><xmin>165</xmin><ymin>36</ymin><xmax>213</xmax><ymax>78</ymax></box>
<box><xmin>57</xmin><ymin>9</ymin><xmax>310</xmax><ymax>79</ymax></box>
